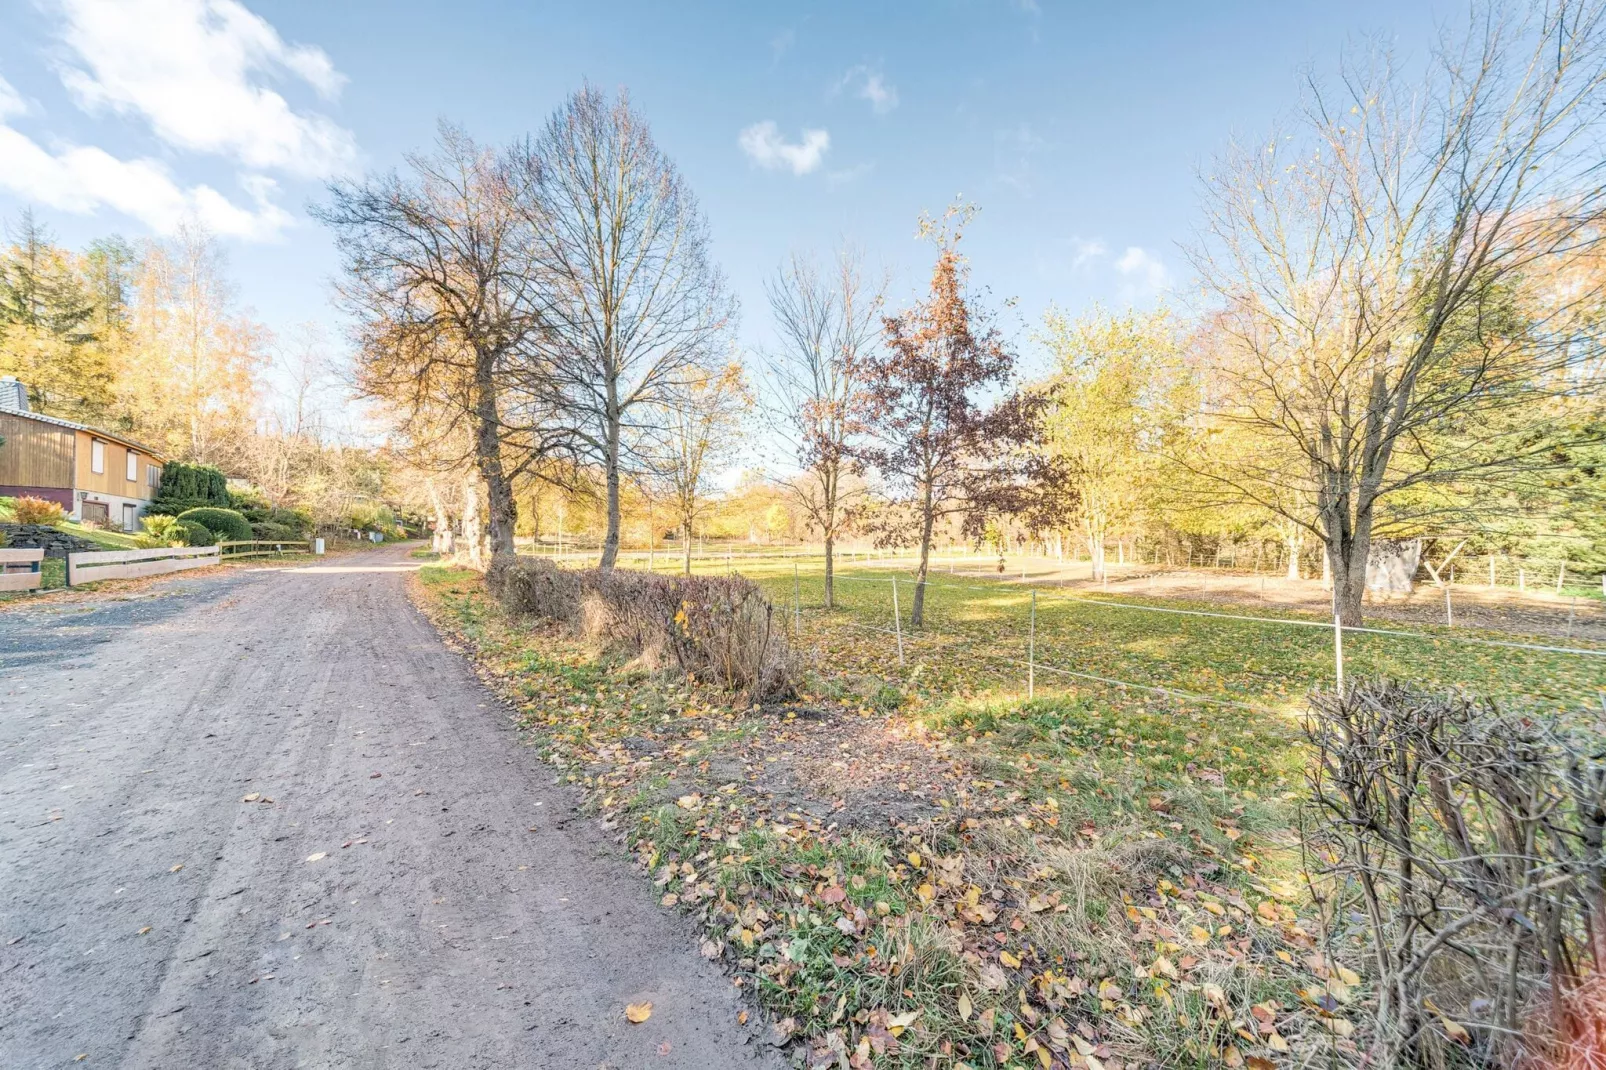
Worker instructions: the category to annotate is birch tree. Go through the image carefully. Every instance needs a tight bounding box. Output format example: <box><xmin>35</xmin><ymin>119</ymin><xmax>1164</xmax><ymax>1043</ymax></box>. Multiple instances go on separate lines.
<box><xmin>1039</xmin><ymin>306</ymin><xmax>1179</xmax><ymax>581</ymax></box>
<box><xmin>652</xmin><ymin>361</ymin><xmax>750</xmax><ymax>574</ymax></box>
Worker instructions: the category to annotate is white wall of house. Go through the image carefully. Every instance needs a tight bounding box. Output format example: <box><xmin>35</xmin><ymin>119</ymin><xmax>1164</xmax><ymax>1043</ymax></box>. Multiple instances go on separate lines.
<box><xmin>73</xmin><ymin>491</ymin><xmax>153</xmax><ymax>531</ymax></box>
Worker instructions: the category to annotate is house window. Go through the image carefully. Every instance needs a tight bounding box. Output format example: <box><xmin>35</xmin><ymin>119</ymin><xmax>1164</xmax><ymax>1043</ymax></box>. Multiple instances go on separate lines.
<box><xmin>90</xmin><ymin>439</ymin><xmax>105</xmax><ymax>474</ymax></box>
<box><xmin>148</xmin><ymin>464</ymin><xmax>159</xmax><ymax>488</ymax></box>
<box><xmin>126</xmin><ymin>450</ymin><xmax>139</xmax><ymax>481</ymax></box>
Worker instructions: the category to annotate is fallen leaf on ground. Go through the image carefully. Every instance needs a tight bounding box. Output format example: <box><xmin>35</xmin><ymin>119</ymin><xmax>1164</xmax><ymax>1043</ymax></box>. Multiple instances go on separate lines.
<box><xmin>136</xmin><ymin>926</ymin><xmax>151</xmax><ymax>935</ymax></box>
<box><xmin>306</xmin><ymin>852</ymin><xmax>327</xmax><ymax>863</ymax></box>
<box><xmin>169</xmin><ymin>864</ymin><xmax>183</xmax><ymax>873</ymax></box>
<box><xmin>625</xmin><ymin>1001</ymin><xmax>653</xmax><ymax>1023</ymax></box>
<box><xmin>241</xmin><ymin>793</ymin><xmax>260</xmax><ymax>802</ymax></box>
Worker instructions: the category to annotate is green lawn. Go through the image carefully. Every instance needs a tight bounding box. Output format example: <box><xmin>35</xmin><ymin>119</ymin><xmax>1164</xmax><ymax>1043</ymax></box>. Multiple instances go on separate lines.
<box><xmin>715</xmin><ymin>561</ymin><xmax>1606</xmax><ymax>719</ymax></box>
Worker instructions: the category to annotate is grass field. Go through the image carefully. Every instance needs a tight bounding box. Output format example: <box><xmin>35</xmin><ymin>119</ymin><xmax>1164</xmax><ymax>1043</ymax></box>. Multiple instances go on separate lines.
<box><xmin>750</xmin><ymin>564</ymin><xmax>1606</xmax><ymax>713</ymax></box>
<box><xmin>407</xmin><ymin>553</ymin><xmax>1606</xmax><ymax>1066</ymax></box>
<box><xmin>416</xmin><ymin>551</ymin><xmax>1605</xmax><ymax>1069</ymax></box>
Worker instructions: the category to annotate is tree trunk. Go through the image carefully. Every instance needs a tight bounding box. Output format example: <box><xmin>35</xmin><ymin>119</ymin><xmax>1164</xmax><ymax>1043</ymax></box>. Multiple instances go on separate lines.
<box><xmin>1322</xmin><ymin>520</ymin><xmax>1370</xmax><ymax>626</ymax></box>
<box><xmin>824</xmin><ymin>533</ymin><xmax>835</xmax><ymax>610</ymax></box>
<box><xmin>911</xmin><ymin>486</ymin><xmax>936</xmax><ymax>628</ymax></box>
<box><xmin>683</xmin><ymin>519</ymin><xmax>692</xmax><ymax>576</ymax></box>
<box><xmin>600</xmin><ymin>385</ymin><xmax>622</xmax><ymax>571</ymax></box>
<box><xmin>471</xmin><ymin>356</ymin><xmax>517</xmax><ymax>566</ymax></box>
<box><xmin>462</xmin><ymin>475</ymin><xmax>483</xmax><ymax>570</ymax></box>
<box><xmin>428</xmin><ymin>479</ymin><xmax>452</xmax><ymax>554</ymax></box>
<box><xmin>1286</xmin><ymin>529</ymin><xmax>1302</xmax><ymax>581</ymax></box>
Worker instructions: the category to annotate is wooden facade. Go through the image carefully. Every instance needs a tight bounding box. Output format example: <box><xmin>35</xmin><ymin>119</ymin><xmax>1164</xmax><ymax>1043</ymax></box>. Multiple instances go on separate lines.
<box><xmin>0</xmin><ymin>411</ymin><xmax>164</xmax><ymax>528</ymax></box>
<box><xmin>72</xmin><ymin>430</ymin><xmax>163</xmax><ymax>500</ymax></box>
<box><xmin>0</xmin><ymin>412</ymin><xmax>74</xmax><ymax>489</ymax></box>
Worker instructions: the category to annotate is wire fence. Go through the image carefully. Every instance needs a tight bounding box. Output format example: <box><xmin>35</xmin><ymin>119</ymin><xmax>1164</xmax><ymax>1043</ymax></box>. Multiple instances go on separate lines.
<box><xmin>510</xmin><ymin>544</ymin><xmax>1606</xmax><ymax>717</ymax></box>
<box><xmin>764</xmin><ymin>568</ymin><xmax>1606</xmax><ymax>721</ymax></box>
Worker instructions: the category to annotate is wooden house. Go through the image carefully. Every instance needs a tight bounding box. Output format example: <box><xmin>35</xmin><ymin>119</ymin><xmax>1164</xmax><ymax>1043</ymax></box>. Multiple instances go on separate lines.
<box><xmin>0</xmin><ymin>378</ymin><xmax>166</xmax><ymax>531</ymax></box>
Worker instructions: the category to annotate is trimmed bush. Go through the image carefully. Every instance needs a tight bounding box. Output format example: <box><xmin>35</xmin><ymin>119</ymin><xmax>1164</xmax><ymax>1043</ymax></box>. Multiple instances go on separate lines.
<box><xmin>178</xmin><ymin>520</ymin><xmax>217</xmax><ymax>546</ymax></box>
<box><xmin>156</xmin><ymin>462</ymin><xmax>229</xmax><ymax>507</ymax></box>
<box><xmin>176</xmin><ymin>507</ymin><xmax>252</xmax><ymax>542</ymax></box>
<box><xmin>13</xmin><ymin>496</ymin><xmax>65</xmax><ymax>525</ymax></box>
<box><xmin>487</xmin><ymin>558</ymin><xmax>796</xmax><ymax>700</ymax></box>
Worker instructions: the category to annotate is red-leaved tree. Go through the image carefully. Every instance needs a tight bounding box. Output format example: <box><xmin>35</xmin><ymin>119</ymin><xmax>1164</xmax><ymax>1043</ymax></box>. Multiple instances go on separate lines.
<box><xmin>850</xmin><ymin>205</ymin><xmax>1038</xmax><ymax>628</ymax></box>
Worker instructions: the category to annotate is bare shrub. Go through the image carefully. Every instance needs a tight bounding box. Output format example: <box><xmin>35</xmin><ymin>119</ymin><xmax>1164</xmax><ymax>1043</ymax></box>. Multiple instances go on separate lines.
<box><xmin>486</xmin><ymin>556</ymin><xmax>579</xmax><ymax>623</ymax></box>
<box><xmin>1302</xmin><ymin>680</ymin><xmax>1606</xmax><ymax>1068</ymax></box>
<box><xmin>485</xmin><ymin>558</ymin><xmax>796</xmax><ymax>700</ymax></box>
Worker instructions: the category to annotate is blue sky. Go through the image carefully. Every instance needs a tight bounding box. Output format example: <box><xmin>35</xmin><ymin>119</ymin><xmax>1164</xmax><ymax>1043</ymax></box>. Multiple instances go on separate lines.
<box><xmin>0</xmin><ymin>0</ymin><xmax>1450</xmax><ymax>389</ymax></box>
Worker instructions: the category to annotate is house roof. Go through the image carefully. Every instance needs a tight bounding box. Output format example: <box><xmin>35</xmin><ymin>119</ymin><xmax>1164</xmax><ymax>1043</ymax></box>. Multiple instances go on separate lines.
<box><xmin>0</xmin><ymin>404</ymin><xmax>167</xmax><ymax>462</ymax></box>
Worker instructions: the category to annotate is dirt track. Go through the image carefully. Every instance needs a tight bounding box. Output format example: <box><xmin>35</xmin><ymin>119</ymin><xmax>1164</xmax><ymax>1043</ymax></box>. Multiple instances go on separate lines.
<box><xmin>0</xmin><ymin>545</ymin><xmax>776</xmax><ymax>1069</ymax></box>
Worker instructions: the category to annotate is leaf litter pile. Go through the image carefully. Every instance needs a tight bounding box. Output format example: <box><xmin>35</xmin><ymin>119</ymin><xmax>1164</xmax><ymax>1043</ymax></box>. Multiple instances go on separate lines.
<box><xmin>411</xmin><ymin>562</ymin><xmax>1602</xmax><ymax>1069</ymax></box>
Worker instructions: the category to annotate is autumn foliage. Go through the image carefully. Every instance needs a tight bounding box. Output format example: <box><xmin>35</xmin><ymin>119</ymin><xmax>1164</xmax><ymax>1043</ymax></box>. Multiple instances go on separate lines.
<box><xmin>10</xmin><ymin>495</ymin><xmax>65</xmax><ymax>525</ymax></box>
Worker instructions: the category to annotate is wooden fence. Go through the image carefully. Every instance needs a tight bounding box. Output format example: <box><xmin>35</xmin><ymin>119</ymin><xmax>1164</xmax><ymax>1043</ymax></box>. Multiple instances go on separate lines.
<box><xmin>0</xmin><ymin>547</ymin><xmax>45</xmax><ymax>593</ymax></box>
<box><xmin>219</xmin><ymin>539</ymin><xmax>313</xmax><ymax>560</ymax></box>
<box><xmin>67</xmin><ymin>545</ymin><xmax>220</xmax><ymax>586</ymax></box>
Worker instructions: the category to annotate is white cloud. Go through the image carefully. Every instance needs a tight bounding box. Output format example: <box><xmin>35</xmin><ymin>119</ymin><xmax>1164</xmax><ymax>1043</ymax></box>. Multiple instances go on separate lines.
<box><xmin>1070</xmin><ymin>237</ymin><xmax>1107</xmax><ymax>270</ymax></box>
<box><xmin>0</xmin><ymin>1</ymin><xmax>354</xmax><ymax>240</ymax></box>
<box><xmin>771</xmin><ymin>28</ymin><xmax>795</xmax><ymax>63</ymax></box>
<box><xmin>0</xmin><ymin>76</ymin><xmax>24</xmax><ymax>121</ymax></box>
<box><xmin>738</xmin><ymin>121</ymin><xmax>829</xmax><ymax>176</ymax></box>
<box><xmin>0</xmin><ymin>122</ymin><xmax>291</xmax><ymax>239</ymax></box>
<box><xmin>52</xmin><ymin>0</ymin><xmax>356</xmax><ymax>178</ymax></box>
<box><xmin>834</xmin><ymin>66</ymin><xmax>899</xmax><ymax>115</ymax></box>
<box><xmin>1115</xmin><ymin>246</ymin><xmax>1171</xmax><ymax>294</ymax></box>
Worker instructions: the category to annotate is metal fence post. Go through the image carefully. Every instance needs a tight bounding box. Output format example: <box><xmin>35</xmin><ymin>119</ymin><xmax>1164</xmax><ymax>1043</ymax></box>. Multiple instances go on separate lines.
<box><xmin>1444</xmin><ymin>585</ymin><xmax>1454</xmax><ymax>628</ymax></box>
<box><xmin>890</xmin><ymin>578</ymin><xmax>905</xmax><ymax>668</ymax></box>
<box><xmin>1333</xmin><ymin>612</ymin><xmax>1345</xmax><ymax>690</ymax></box>
<box><xmin>1028</xmin><ymin>590</ymin><xmax>1036</xmax><ymax>700</ymax></box>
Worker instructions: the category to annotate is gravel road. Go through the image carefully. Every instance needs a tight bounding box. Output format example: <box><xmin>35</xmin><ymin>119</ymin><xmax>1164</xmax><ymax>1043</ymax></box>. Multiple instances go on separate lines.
<box><xmin>0</xmin><ymin>546</ymin><xmax>777</xmax><ymax>1069</ymax></box>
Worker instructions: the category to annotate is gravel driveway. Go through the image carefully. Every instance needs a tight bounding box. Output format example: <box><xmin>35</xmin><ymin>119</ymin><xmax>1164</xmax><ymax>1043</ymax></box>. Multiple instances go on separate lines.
<box><xmin>0</xmin><ymin>546</ymin><xmax>775</xmax><ymax>1069</ymax></box>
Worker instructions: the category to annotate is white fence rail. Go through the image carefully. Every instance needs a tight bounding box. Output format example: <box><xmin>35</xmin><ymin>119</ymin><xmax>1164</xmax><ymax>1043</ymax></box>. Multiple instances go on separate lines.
<box><xmin>67</xmin><ymin>545</ymin><xmax>219</xmax><ymax>586</ymax></box>
<box><xmin>0</xmin><ymin>547</ymin><xmax>45</xmax><ymax>592</ymax></box>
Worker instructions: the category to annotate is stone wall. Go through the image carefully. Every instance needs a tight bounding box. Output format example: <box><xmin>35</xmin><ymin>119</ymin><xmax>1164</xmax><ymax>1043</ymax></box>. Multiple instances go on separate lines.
<box><xmin>0</xmin><ymin>524</ymin><xmax>102</xmax><ymax>559</ymax></box>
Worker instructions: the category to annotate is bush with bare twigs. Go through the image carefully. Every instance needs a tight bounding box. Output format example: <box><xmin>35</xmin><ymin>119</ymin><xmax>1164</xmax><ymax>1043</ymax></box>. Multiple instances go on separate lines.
<box><xmin>487</xmin><ymin>557</ymin><xmax>796</xmax><ymax>700</ymax></box>
<box><xmin>1302</xmin><ymin>680</ymin><xmax>1606</xmax><ymax>1069</ymax></box>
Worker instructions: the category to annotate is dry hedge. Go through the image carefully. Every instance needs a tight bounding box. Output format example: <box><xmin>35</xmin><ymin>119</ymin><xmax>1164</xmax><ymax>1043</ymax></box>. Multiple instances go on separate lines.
<box><xmin>1303</xmin><ymin>679</ymin><xmax>1606</xmax><ymax>1069</ymax></box>
<box><xmin>487</xmin><ymin>557</ymin><xmax>797</xmax><ymax>701</ymax></box>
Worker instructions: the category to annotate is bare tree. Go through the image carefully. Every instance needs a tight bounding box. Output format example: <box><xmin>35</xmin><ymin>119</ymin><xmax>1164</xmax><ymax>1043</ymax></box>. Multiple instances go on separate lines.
<box><xmin>1189</xmin><ymin>0</ymin><xmax>1606</xmax><ymax>625</ymax></box>
<box><xmin>316</xmin><ymin>124</ymin><xmax>567</xmax><ymax>566</ymax></box>
<box><xmin>762</xmin><ymin>248</ymin><xmax>883</xmax><ymax>608</ymax></box>
<box><xmin>526</xmin><ymin>85</ymin><xmax>734</xmax><ymax>571</ymax></box>
<box><xmin>648</xmin><ymin>361</ymin><xmax>750</xmax><ymax>574</ymax></box>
